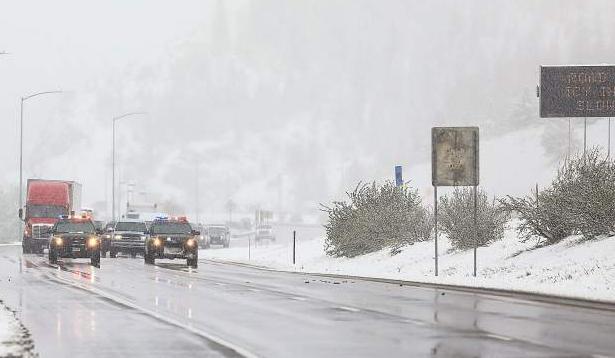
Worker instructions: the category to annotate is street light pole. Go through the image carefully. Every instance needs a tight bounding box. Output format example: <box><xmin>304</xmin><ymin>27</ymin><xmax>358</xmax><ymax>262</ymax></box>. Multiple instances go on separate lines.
<box><xmin>19</xmin><ymin>91</ymin><xmax>63</xmax><ymax>213</ymax></box>
<box><xmin>112</xmin><ymin>112</ymin><xmax>146</xmax><ymax>220</ymax></box>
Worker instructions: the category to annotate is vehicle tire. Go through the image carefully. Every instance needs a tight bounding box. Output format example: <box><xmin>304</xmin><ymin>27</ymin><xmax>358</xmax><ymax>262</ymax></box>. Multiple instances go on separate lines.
<box><xmin>110</xmin><ymin>250</ymin><xmax>117</xmax><ymax>258</ymax></box>
<box><xmin>91</xmin><ymin>250</ymin><xmax>101</xmax><ymax>268</ymax></box>
<box><xmin>49</xmin><ymin>248</ymin><xmax>57</xmax><ymax>264</ymax></box>
<box><xmin>187</xmin><ymin>257</ymin><xmax>198</xmax><ymax>268</ymax></box>
<box><xmin>22</xmin><ymin>240</ymin><xmax>31</xmax><ymax>254</ymax></box>
<box><xmin>101</xmin><ymin>250</ymin><xmax>107</xmax><ymax>258</ymax></box>
<box><xmin>130</xmin><ymin>252</ymin><xmax>137</xmax><ymax>258</ymax></box>
<box><xmin>144</xmin><ymin>251</ymin><xmax>154</xmax><ymax>265</ymax></box>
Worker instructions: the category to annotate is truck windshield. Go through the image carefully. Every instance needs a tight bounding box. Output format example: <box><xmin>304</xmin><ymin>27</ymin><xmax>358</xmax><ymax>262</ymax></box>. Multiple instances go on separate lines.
<box><xmin>150</xmin><ymin>222</ymin><xmax>192</xmax><ymax>235</ymax></box>
<box><xmin>115</xmin><ymin>222</ymin><xmax>147</xmax><ymax>232</ymax></box>
<box><xmin>27</xmin><ymin>205</ymin><xmax>66</xmax><ymax>218</ymax></box>
<box><xmin>54</xmin><ymin>221</ymin><xmax>95</xmax><ymax>234</ymax></box>
<box><xmin>208</xmin><ymin>227</ymin><xmax>227</xmax><ymax>235</ymax></box>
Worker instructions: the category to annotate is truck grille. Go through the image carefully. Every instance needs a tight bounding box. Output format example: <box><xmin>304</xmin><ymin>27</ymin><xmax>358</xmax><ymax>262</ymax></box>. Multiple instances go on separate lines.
<box><xmin>32</xmin><ymin>225</ymin><xmax>52</xmax><ymax>239</ymax></box>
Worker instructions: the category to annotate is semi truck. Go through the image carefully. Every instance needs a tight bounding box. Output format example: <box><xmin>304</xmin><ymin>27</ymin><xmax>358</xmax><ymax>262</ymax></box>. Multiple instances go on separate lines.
<box><xmin>19</xmin><ymin>179</ymin><xmax>82</xmax><ymax>254</ymax></box>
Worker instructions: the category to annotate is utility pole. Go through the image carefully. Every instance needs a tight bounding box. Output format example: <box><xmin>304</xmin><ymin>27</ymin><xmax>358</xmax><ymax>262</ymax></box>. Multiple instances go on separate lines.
<box><xmin>19</xmin><ymin>91</ymin><xmax>63</xmax><ymax>212</ymax></box>
<box><xmin>112</xmin><ymin>112</ymin><xmax>146</xmax><ymax>220</ymax></box>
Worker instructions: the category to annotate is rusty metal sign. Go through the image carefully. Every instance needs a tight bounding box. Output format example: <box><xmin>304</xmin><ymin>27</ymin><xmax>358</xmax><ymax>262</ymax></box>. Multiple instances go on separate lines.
<box><xmin>431</xmin><ymin>127</ymin><xmax>479</xmax><ymax>186</ymax></box>
<box><xmin>540</xmin><ymin>65</ymin><xmax>615</xmax><ymax>118</ymax></box>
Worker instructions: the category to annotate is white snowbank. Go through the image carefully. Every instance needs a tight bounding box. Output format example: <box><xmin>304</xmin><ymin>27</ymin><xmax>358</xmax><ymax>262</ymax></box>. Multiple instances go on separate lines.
<box><xmin>201</xmin><ymin>223</ymin><xmax>615</xmax><ymax>302</ymax></box>
<box><xmin>0</xmin><ymin>303</ymin><xmax>30</xmax><ymax>357</ymax></box>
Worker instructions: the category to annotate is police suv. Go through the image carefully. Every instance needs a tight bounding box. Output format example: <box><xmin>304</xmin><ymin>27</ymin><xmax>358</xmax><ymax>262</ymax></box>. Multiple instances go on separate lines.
<box><xmin>144</xmin><ymin>217</ymin><xmax>199</xmax><ymax>268</ymax></box>
<box><xmin>49</xmin><ymin>216</ymin><xmax>101</xmax><ymax>267</ymax></box>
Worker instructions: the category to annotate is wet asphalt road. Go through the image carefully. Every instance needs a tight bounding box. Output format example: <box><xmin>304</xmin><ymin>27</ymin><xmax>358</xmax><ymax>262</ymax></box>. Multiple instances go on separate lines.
<box><xmin>0</xmin><ymin>245</ymin><xmax>614</xmax><ymax>358</ymax></box>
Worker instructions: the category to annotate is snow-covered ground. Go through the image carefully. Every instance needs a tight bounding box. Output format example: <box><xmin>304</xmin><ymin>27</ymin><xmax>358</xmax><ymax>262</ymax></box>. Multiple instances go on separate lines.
<box><xmin>0</xmin><ymin>302</ymin><xmax>34</xmax><ymax>357</ymax></box>
<box><xmin>201</xmin><ymin>222</ymin><xmax>615</xmax><ymax>303</ymax></box>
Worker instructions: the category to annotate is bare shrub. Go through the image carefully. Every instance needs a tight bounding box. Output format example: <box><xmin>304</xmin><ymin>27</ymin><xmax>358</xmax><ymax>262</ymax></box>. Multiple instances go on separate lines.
<box><xmin>322</xmin><ymin>181</ymin><xmax>432</xmax><ymax>258</ymax></box>
<box><xmin>501</xmin><ymin>148</ymin><xmax>615</xmax><ymax>244</ymax></box>
<box><xmin>438</xmin><ymin>188</ymin><xmax>508</xmax><ymax>250</ymax></box>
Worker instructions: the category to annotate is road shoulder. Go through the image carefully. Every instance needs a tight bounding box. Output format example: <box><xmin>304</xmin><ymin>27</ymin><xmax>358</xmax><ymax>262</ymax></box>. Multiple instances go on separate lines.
<box><xmin>0</xmin><ymin>300</ymin><xmax>36</xmax><ymax>358</ymax></box>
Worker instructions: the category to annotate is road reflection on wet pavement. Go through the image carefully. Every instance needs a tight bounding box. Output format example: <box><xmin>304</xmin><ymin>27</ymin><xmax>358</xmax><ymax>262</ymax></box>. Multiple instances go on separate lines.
<box><xmin>1</xmin><ymin>245</ymin><xmax>614</xmax><ymax>358</ymax></box>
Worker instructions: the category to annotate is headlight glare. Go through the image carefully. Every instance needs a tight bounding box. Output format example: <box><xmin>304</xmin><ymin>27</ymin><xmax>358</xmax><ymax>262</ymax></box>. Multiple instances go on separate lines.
<box><xmin>153</xmin><ymin>238</ymin><xmax>162</xmax><ymax>247</ymax></box>
<box><xmin>87</xmin><ymin>238</ymin><xmax>99</xmax><ymax>248</ymax></box>
<box><xmin>54</xmin><ymin>237</ymin><xmax>63</xmax><ymax>245</ymax></box>
<box><xmin>114</xmin><ymin>235</ymin><xmax>122</xmax><ymax>240</ymax></box>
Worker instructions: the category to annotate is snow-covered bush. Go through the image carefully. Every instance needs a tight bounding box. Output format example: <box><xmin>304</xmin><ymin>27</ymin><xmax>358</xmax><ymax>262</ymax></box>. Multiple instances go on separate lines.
<box><xmin>502</xmin><ymin>148</ymin><xmax>615</xmax><ymax>244</ymax></box>
<box><xmin>322</xmin><ymin>181</ymin><xmax>432</xmax><ymax>258</ymax></box>
<box><xmin>438</xmin><ymin>188</ymin><xmax>507</xmax><ymax>250</ymax></box>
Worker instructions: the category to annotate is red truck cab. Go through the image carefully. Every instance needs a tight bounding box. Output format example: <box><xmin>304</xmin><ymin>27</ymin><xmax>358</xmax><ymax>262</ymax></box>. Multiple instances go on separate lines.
<box><xmin>20</xmin><ymin>179</ymin><xmax>81</xmax><ymax>254</ymax></box>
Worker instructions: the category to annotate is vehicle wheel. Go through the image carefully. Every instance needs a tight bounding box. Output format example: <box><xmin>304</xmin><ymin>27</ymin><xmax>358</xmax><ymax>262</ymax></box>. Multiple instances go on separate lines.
<box><xmin>101</xmin><ymin>250</ymin><xmax>107</xmax><ymax>258</ymax></box>
<box><xmin>187</xmin><ymin>257</ymin><xmax>198</xmax><ymax>268</ymax></box>
<box><xmin>22</xmin><ymin>240</ymin><xmax>31</xmax><ymax>254</ymax></box>
<box><xmin>144</xmin><ymin>251</ymin><xmax>154</xmax><ymax>265</ymax></box>
<box><xmin>110</xmin><ymin>250</ymin><xmax>117</xmax><ymax>258</ymax></box>
<box><xmin>49</xmin><ymin>248</ymin><xmax>58</xmax><ymax>264</ymax></box>
<box><xmin>130</xmin><ymin>252</ymin><xmax>137</xmax><ymax>258</ymax></box>
<box><xmin>91</xmin><ymin>250</ymin><xmax>101</xmax><ymax>268</ymax></box>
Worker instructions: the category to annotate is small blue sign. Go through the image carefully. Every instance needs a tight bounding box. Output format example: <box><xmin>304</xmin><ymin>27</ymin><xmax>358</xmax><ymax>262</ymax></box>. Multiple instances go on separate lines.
<box><xmin>395</xmin><ymin>165</ymin><xmax>403</xmax><ymax>186</ymax></box>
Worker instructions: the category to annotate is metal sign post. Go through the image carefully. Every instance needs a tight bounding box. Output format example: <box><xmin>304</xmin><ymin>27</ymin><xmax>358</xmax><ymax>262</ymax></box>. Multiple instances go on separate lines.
<box><xmin>395</xmin><ymin>165</ymin><xmax>403</xmax><ymax>187</ymax></box>
<box><xmin>433</xmin><ymin>186</ymin><xmax>438</xmax><ymax>276</ymax></box>
<box><xmin>432</xmin><ymin>127</ymin><xmax>480</xmax><ymax>277</ymax></box>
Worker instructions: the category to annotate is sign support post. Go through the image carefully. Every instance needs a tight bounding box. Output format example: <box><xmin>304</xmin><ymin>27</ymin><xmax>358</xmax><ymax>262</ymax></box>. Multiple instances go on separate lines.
<box><xmin>584</xmin><ymin>117</ymin><xmax>587</xmax><ymax>158</ymax></box>
<box><xmin>434</xmin><ymin>186</ymin><xmax>438</xmax><ymax>276</ymax></box>
<box><xmin>473</xmin><ymin>185</ymin><xmax>478</xmax><ymax>277</ymax></box>
<box><xmin>432</xmin><ymin>127</ymin><xmax>480</xmax><ymax>277</ymax></box>
<box><xmin>609</xmin><ymin>118</ymin><xmax>611</xmax><ymax>159</ymax></box>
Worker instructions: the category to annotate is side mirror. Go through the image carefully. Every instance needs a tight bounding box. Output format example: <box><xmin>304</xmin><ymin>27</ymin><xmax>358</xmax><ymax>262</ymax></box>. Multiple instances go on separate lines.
<box><xmin>192</xmin><ymin>230</ymin><xmax>200</xmax><ymax>236</ymax></box>
<box><xmin>96</xmin><ymin>229</ymin><xmax>103</xmax><ymax>235</ymax></box>
<box><xmin>18</xmin><ymin>208</ymin><xmax>23</xmax><ymax>220</ymax></box>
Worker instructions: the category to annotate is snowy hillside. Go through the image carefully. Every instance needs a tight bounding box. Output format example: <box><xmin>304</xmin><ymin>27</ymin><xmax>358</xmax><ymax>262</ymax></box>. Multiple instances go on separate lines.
<box><xmin>201</xmin><ymin>222</ymin><xmax>615</xmax><ymax>303</ymax></box>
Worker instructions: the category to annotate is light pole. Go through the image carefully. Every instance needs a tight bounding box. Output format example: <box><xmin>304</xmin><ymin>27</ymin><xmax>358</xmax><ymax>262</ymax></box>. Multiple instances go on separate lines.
<box><xmin>19</xmin><ymin>91</ymin><xmax>63</xmax><ymax>213</ymax></box>
<box><xmin>112</xmin><ymin>112</ymin><xmax>146</xmax><ymax>220</ymax></box>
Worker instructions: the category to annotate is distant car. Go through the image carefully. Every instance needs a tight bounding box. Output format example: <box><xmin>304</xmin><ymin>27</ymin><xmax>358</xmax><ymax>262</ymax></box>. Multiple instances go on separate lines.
<box><xmin>144</xmin><ymin>217</ymin><xmax>199</xmax><ymax>268</ymax></box>
<box><xmin>205</xmin><ymin>225</ymin><xmax>230</xmax><ymax>248</ymax></box>
<box><xmin>191</xmin><ymin>223</ymin><xmax>209</xmax><ymax>248</ymax></box>
<box><xmin>255</xmin><ymin>225</ymin><xmax>275</xmax><ymax>243</ymax></box>
<box><xmin>93</xmin><ymin>220</ymin><xmax>104</xmax><ymax>232</ymax></box>
<box><xmin>48</xmin><ymin>216</ymin><xmax>101</xmax><ymax>267</ymax></box>
<box><xmin>100</xmin><ymin>221</ymin><xmax>115</xmax><ymax>257</ymax></box>
<box><xmin>110</xmin><ymin>219</ymin><xmax>148</xmax><ymax>258</ymax></box>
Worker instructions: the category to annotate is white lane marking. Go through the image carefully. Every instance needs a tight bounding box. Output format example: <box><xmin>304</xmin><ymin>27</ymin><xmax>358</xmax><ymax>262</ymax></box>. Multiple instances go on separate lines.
<box><xmin>43</xmin><ymin>270</ymin><xmax>260</xmax><ymax>358</ymax></box>
<box><xmin>337</xmin><ymin>306</ymin><xmax>360</xmax><ymax>313</ymax></box>
<box><xmin>485</xmin><ymin>333</ymin><xmax>513</xmax><ymax>341</ymax></box>
<box><xmin>406</xmin><ymin>319</ymin><xmax>425</xmax><ymax>326</ymax></box>
<box><xmin>248</xmin><ymin>288</ymin><xmax>261</xmax><ymax>293</ymax></box>
<box><xmin>290</xmin><ymin>296</ymin><xmax>307</xmax><ymax>301</ymax></box>
<box><xmin>214</xmin><ymin>282</ymin><xmax>227</xmax><ymax>286</ymax></box>
<box><xmin>592</xmin><ymin>355</ymin><xmax>612</xmax><ymax>358</ymax></box>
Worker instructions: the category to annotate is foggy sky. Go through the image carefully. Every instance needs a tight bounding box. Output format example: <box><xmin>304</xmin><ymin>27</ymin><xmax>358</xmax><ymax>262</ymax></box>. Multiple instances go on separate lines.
<box><xmin>1</xmin><ymin>0</ymin><xmax>614</xmax><ymax>220</ymax></box>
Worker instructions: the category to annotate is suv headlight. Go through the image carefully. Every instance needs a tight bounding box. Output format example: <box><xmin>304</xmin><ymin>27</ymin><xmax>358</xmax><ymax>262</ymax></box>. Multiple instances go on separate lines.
<box><xmin>114</xmin><ymin>235</ymin><xmax>122</xmax><ymax>240</ymax></box>
<box><xmin>87</xmin><ymin>237</ymin><xmax>99</xmax><ymax>248</ymax></box>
